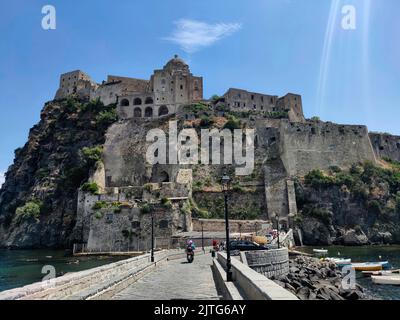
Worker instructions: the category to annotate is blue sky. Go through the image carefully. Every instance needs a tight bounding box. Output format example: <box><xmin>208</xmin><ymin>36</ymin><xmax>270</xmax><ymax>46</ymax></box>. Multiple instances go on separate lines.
<box><xmin>0</xmin><ymin>0</ymin><xmax>399</xmax><ymax>185</ymax></box>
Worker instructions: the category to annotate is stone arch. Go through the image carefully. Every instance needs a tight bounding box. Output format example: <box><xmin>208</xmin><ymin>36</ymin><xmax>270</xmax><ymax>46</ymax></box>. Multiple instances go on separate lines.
<box><xmin>145</xmin><ymin>97</ymin><xmax>154</xmax><ymax>104</ymax></box>
<box><xmin>158</xmin><ymin>171</ymin><xmax>169</xmax><ymax>183</ymax></box>
<box><xmin>145</xmin><ymin>107</ymin><xmax>153</xmax><ymax>118</ymax></box>
<box><xmin>134</xmin><ymin>98</ymin><xmax>142</xmax><ymax>105</ymax></box>
<box><xmin>120</xmin><ymin>99</ymin><xmax>130</xmax><ymax>106</ymax></box>
<box><xmin>133</xmin><ymin>107</ymin><xmax>142</xmax><ymax>118</ymax></box>
<box><xmin>158</xmin><ymin>105</ymin><xmax>169</xmax><ymax>117</ymax></box>
<box><xmin>151</xmin><ymin>170</ymin><xmax>170</xmax><ymax>183</ymax></box>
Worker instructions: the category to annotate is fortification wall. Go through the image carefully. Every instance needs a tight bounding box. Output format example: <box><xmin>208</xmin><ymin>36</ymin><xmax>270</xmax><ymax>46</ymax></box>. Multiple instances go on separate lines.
<box><xmin>279</xmin><ymin>121</ymin><xmax>377</xmax><ymax>176</ymax></box>
<box><xmin>369</xmin><ymin>132</ymin><xmax>400</xmax><ymax>162</ymax></box>
<box><xmin>192</xmin><ymin>218</ymin><xmax>270</xmax><ymax>233</ymax></box>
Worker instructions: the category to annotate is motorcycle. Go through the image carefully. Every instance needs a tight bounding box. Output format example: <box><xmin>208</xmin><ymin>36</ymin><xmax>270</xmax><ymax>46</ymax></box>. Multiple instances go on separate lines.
<box><xmin>186</xmin><ymin>246</ymin><xmax>194</xmax><ymax>263</ymax></box>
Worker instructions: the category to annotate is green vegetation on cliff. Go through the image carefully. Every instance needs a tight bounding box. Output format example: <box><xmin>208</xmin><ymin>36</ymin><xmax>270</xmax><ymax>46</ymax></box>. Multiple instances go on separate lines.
<box><xmin>0</xmin><ymin>98</ymin><xmax>118</xmax><ymax>248</ymax></box>
<box><xmin>297</xmin><ymin>160</ymin><xmax>400</xmax><ymax>244</ymax></box>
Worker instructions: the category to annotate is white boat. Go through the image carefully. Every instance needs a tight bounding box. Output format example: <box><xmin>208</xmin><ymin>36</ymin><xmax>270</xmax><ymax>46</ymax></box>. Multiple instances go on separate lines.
<box><xmin>325</xmin><ymin>258</ymin><xmax>351</xmax><ymax>265</ymax></box>
<box><xmin>313</xmin><ymin>249</ymin><xmax>328</xmax><ymax>255</ymax></box>
<box><xmin>363</xmin><ymin>269</ymin><xmax>400</xmax><ymax>277</ymax></box>
<box><xmin>371</xmin><ymin>275</ymin><xmax>400</xmax><ymax>285</ymax></box>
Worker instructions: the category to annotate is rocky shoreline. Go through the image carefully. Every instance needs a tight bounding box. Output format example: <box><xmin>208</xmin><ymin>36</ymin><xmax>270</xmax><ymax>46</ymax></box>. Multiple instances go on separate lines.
<box><xmin>272</xmin><ymin>256</ymin><xmax>373</xmax><ymax>300</ymax></box>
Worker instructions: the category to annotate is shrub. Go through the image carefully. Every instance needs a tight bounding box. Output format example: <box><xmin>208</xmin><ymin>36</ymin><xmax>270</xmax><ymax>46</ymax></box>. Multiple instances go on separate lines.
<box><xmin>266</xmin><ymin>111</ymin><xmax>289</xmax><ymax>119</ymax></box>
<box><xmin>96</xmin><ymin>109</ymin><xmax>117</xmax><ymax>128</ymax></box>
<box><xmin>94</xmin><ymin>212</ymin><xmax>103</xmax><ymax>219</ymax></box>
<box><xmin>183</xmin><ymin>103</ymin><xmax>209</xmax><ymax>114</ymax></box>
<box><xmin>350</xmin><ymin>164</ymin><xmax>363</xmax><ymax>175</ymax></box>
<box><xmin>15</xmin><ymin>201</ymin><xmax>42</xmax><ymax>224</ymax></box>
<box><xmin>64</xmin><ymin>98</ymin><xmax>80</xmax><ymax>113</ymax></box>
<box><xmin>310</xmin><ymin>116</ymin><xmax>321</xmax><ymax>122</ymax></box>
<box><xmin>329</xmin><ymin>166</ymin><xmax>342</xmax><ymax>174</ymax></box>
<box><xmin>141</xmin><ymin>204</ymin><xmax>151</xmax><ymax>214</ymax></box>
<box><xmin>193</xmin><ymin>181</ymin><xmax>203</xmax><ymax>191</ymax></box>
<box><xmin>161</xmin><ymin>197</ymin><xmax>172</xmax><ymax>209</ymax></box>
<box><xmin>81</xmin><ymin>146</ymin><xmax>103</xmax><ymax>165</ymax></box>
<box><xmin>223</xmin><ymin>115</ymin><xmax>241</xmax><ymax>130</ymax></box>
<box><xmin>199</xmin><ymin>115</ymin><xmax>214</xmax><ymax>128</ymax></box>
<box><xmin>304</xmin><ymin>170</ymin><xmax>335</xmax><ymax>188</ymax></box>
<box><xmin>144</xmin><ymin>184</ymin><xmax>152</xmax><ymax>192</ymax></box>
<box><xmin>81</xmin><ymin>182</ymin><xmax>99</xmax><ymax>194</ymax></box>
<box><xmin>335</xmin><ymin>173</ymin><xmax>355</xmax><ymax>187</ymax></box>
<box><xmin>92</xmin><ymin>201</ymin><xmax>108</xmax><ymax>210</ymax></box>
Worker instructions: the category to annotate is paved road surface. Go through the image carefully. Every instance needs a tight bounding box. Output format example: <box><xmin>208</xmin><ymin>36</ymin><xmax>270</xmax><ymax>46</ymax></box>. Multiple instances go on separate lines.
<box><xmin>112</xmin><ymin>253</ymin><xmax>222</xmax><ymax>300</ymax></box>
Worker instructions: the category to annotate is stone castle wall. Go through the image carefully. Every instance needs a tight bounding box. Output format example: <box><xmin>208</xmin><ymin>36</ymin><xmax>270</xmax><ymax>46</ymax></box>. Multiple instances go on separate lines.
<box><xmin>279</xmin><ymin>121</ymin><xmax>377</xmax><ymax>176</ymax></box>
<box><xmin>369</xmin><ymin>132</ymin><xmax>400</xmax><ymax>162</ymax></box>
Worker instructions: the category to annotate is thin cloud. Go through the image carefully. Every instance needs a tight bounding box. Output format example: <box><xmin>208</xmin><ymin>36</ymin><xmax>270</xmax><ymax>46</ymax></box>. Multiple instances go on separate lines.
<box><xmin>163</xmin><ymin>19</ymin><xmax>242</xmax><ymax>53</ymax></box>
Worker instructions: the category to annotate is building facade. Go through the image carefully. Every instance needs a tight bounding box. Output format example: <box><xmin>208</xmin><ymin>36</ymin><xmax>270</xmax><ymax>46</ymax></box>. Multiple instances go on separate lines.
<box><xmin>54</xmin><ymin>55</ymin><xmax>304</xmax><ymax>122</ymax></box>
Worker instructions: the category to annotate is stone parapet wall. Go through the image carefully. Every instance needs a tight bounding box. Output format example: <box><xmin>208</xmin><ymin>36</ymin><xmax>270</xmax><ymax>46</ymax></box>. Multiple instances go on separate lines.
<box><xmin>192</xmin><ymin>218</ymin><xmax>270</xmax><ymax>233</ymax></box>
<box><xmin>0</xmin><ymin>250</ymin><xmax>185</xmax><ymax>300</ymax></box>
<box><xmin>215</xmin><ymin>251</ymin><xmax>297</xmax><ymax>300</ymax></box>
<box><xmin>244</xmin><ymin>248</ymin><xmax>289</xmax><ymax>279</ymax></box>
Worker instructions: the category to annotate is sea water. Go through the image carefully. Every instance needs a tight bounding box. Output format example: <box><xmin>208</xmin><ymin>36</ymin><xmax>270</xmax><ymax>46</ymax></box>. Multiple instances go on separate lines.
<box><xmin>0</xmin><ymin>249</ymin><xmax>128</xmax><ymax>293</ymax></box>
<box><xmin>300</xmin><ymin>245</ymin><xmax>400</xmax><ymax>300</ymax></box>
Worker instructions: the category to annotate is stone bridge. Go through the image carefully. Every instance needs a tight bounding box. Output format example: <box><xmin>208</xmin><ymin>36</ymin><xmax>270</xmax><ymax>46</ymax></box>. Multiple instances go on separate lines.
<box><xmin>0</xmin><ymin>249</ymin><xmax>297</xmax><ymax>300</ymax></box>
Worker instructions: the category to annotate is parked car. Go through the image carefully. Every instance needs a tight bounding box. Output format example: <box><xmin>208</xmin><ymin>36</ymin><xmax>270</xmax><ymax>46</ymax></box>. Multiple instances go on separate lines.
<box><xmin>228</xmin><ymin>240</ymin><xmax>267</xmax><ymax>252</ymax></box>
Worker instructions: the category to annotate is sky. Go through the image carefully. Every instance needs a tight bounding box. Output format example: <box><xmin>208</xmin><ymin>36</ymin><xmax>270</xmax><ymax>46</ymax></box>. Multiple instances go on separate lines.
<box><xmin>0</xmin><ymin>0</ymin><xmax>399</xmax><ymax>186</ymax></box>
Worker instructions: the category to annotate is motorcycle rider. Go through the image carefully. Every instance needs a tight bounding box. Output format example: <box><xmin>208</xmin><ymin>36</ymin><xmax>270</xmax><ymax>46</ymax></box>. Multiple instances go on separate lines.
<box><xmin>187</xmin><ymin>239</ymin><xmax>196</xmax><ymax>251</ymax></box>
<box><xmin>186</xmin><ymin>240</ymin><xmax>196</xmax><ymax>263</ymax></box>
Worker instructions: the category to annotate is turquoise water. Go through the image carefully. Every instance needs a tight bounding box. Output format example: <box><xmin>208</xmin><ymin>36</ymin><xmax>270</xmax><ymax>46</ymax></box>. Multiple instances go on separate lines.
<box><xmin>0</xmin><ymin>249</ymin><xmax>129</xmax><ymax>293</ymax></box>
<box><xmin>299</xmin><ymin>245</ymin><xmax>400</xmax><ymax>300</ymax></box>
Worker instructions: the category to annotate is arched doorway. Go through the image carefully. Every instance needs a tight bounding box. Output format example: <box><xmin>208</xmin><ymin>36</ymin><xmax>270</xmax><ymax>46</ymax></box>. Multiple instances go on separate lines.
<box><xmin>158</xmin><ymin>105</ymin><xmax>169</xmax><ymax>117</ymax></box>
<box><xmin>134</xmin><ymin>98</ymin><xmax>142</xmax><ymax>105</ymax></box>
<box><xmin>145</xmin><ymin>107</ymin><xmax>153</xmax><ymax>118</ymax></box>
<box><xmin>145</xmin><ymin>97</ymin><xmax>154</xmax><ymax>104</ymax></box>
<box><xmin>134</xmin><ymin>107</ymin><xmax>142</xmax><ymax>118</ymax></box>
<box><xmin>120</xmin><ymin>99</ymin><xmax>129</xmax><ymax>106</ymax></box>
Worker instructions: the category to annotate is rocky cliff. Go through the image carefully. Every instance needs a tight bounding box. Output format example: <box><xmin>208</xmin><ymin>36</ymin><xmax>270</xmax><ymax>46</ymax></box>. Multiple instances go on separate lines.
<box><xmin>295</xmin><ymin>161</ymin><xmax>400</xmax><ymax>245</ymax></box>
<box><xmin>0</xmin><ymin>98</ymin><xmax>117</xmax><ymax>248</ymax></box>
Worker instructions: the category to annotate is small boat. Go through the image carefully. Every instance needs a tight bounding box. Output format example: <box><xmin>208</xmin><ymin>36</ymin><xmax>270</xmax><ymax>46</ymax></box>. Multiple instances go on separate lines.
<box><xmin>362</xmin><ymin>269</ymin><xmax>400</xmax><ymax>277</ymax></box>
<box><xmin>313</xmin><ymin>249</ymin><xmax>328</xmax><ymax>255</ymax></box>
<box><xmin>372</xmin><ymin>275</ymin><xmax>400</xmax><ymax>285</ymax></box>
<box><xmin>325</xmin><ymin>258</ymin><xmax>351</xmax><ymax>265</ymax></box>
<box><xmin>351</xmin><ymin>261</ymin><xmax>389</xmax><ymax>272</ymax></box>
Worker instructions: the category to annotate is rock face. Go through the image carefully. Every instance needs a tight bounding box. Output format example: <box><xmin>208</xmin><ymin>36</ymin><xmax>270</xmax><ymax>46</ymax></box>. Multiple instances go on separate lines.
<box><xmin>273</xmin><ymin>256</ymin><xmax>370</xmax><ymax>300</ymax></box>
<box><xmin>295</xmin><ymin>164</ymin><xmax>400</xmax><ymax>245</ymax></box>
<box><xmin>0</xmin><ymin>99</ymin><xmax>116</xmax><ymax>248</ymax></box>
<box><xmin>343</xmin><ymin>229</ymin><xmax>369</xmax><ymax>246</ymax></box>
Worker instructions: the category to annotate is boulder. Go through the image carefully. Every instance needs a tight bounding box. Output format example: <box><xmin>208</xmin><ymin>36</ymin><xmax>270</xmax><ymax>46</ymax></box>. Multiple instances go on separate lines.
<box><xmin>343</xmin><ymin>229</ymin><xmax>369</xmax><ymax>246</ymax></box>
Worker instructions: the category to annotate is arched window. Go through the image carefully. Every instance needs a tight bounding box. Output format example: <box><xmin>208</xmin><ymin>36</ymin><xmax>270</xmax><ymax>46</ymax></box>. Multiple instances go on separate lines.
<box><xmin>158</xmin><ymin>105</ymin><xmax>169</xmax><ymax>117</ymax></box>
<box><xmin>134</xmin><ymin>98</ymin><xmax>142</xmax><ymax>105</ymax></box>
<box><xmin>120</xmin><ymin>99</ymin><xmax>130</xmax><ymax>106</ymax></box>
<box><xmin>159</xmin><ymin>171</ymin><xmax>169</xmax><ymax>182</ymax></box>
<box><xmin>145</xmin><ymin>107</ymin><xmax>153</xmax><ymax>118</ymax></box>
<box><xmin>134</xmin><ymin>107</ymin><xmax>142</xmax><ymax>118</ymax></box>
<box><xmin>145</xmin><ymin>97</ymin><xmax>154</xmax><ymax>104</ymax></box>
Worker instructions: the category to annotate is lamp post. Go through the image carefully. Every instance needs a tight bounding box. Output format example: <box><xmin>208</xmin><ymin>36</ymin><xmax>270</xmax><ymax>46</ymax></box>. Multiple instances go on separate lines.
<box><xmin>151</xmin><ymin>213</ymin><xmax>154</xmax><ymax>263</ymax></box>
<box><xmin>201</xmin><ymin>221</ymin><xmax>205</xmax><ymax>253</ymax></box>
<box><xmin>221</xmin><ymin>173</ymin><xmax>233</xmax><ymax>282</ymax></box>
<box><xmin>273</xmin><ymin>212</ymin><xmax>280</xmax><ymax>249</ymax></box>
